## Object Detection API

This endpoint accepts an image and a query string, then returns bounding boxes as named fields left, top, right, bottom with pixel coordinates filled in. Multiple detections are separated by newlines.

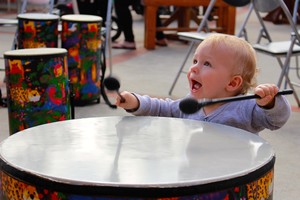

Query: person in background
left=110, top=34, right=291, bottom=134
left=112, top=0, right=167, bottom=50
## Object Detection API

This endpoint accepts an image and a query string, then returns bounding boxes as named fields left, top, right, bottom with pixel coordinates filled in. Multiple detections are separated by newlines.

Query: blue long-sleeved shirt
left=130, top=94, right=291, bottom=134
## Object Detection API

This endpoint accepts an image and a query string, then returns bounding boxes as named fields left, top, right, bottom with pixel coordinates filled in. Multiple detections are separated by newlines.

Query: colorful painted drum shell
left=4, top=48, right=70, bottom=135
left=17, top=13, right=59, bottom=49
left=61, top=14, right=103, bottom=104
left=0, top=117, right=275, bottom=199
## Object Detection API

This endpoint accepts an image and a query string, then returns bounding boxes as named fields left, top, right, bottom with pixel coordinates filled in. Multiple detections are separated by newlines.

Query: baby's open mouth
left=191, top=80, right=202, bottom=91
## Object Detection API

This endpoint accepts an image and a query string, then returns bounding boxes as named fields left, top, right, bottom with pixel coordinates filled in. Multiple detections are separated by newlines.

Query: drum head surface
left=61, top=14, right=102, bottom=22
left=17, top=13, right=59, bottom=20
left=253, top=0, right=280, bottom=12
left=223, top=0, right=250, bottom=7
left=0, top=116, right=274, bottom=188
left=4, top=48, right=67, bottom=57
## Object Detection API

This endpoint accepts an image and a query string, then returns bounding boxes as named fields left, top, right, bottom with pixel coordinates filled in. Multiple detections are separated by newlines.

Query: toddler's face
left=187, top=43, right=236, bottom=100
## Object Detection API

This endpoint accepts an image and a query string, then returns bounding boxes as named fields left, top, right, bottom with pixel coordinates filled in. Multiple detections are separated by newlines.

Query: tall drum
left=61, top=14, right=102, bottom=105
left=0, top=117, right=275, bottom=199
left=17, top=13, right=59, bottom=49
left=4, top=48, right=70, bottom=135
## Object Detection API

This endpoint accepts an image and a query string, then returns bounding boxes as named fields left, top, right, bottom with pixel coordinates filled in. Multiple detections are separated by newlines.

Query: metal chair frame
left=169, top=0, right=300, bottom=108
left=168, top=0, right=251, bottom=95
left=252, top=0, right=300, bottom=106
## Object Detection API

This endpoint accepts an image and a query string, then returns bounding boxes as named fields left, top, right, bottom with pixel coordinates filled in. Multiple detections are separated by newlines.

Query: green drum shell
left=0, top=117, right=275, bottom=199
left=17, top=13, right=59, bottom=49
left=4, top=48, right=70, bottom=135
left=61, top=14, right=103, bottom=105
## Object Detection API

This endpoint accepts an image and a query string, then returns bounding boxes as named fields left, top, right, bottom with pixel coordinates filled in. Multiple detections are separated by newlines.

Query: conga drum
left=61, top=14, right=102, bottom=105
left=0, top=117, right=275, bottom=199
left=4, top=48, right=70, bottom=135
left=17, top=13, right=59, bottom=49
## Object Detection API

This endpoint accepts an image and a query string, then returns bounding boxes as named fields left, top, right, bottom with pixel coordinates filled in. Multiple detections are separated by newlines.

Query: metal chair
left=168, top=0, right=251, bottom=95
left=252, top=0, right=300, bottom=106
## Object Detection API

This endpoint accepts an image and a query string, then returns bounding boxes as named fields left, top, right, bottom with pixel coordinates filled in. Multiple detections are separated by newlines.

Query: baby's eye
left=204, top=61, right=211, bottom=67
left=193, top=59, right=198, bottom=64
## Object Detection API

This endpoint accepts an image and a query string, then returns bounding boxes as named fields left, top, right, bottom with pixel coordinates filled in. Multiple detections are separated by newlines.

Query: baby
left=112, top=34, right=291, bottom=134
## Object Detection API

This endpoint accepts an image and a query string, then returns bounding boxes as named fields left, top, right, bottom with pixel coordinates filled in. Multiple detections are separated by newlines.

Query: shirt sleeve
left=251, top=95, right=291, bottom=131
left=129, top=93, right=183, bottom=117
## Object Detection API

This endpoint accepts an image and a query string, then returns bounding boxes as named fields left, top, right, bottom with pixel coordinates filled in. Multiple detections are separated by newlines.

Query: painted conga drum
left=17, top=13, right=59, bottom=49
left=61, top=14, right=102, bottom=105
left=4, top=48, right=70, bottom=135
left=0, top=117, right=275, bottom=199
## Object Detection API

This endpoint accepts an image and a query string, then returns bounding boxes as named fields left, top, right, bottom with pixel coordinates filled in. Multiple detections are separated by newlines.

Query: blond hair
left=201, top=34, right=257, bottom=94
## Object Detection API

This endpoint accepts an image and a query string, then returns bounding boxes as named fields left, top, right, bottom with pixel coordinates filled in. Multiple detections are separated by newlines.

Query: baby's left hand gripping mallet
left=103, top=76, right=126, bottom=103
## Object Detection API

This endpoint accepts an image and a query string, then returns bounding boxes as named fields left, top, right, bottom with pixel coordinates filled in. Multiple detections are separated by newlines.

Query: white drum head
left=4, top=48, right=67, bottom=57
left=61, top=14, right=102, bottom=22
left=17, top=13, right=59, bottom=20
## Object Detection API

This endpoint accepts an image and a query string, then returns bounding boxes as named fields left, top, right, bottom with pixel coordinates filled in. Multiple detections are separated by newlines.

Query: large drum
left=17, top=13, right=59, bottom=49
left=4, top=48, right=70, bottom=135
left=61, top=14, right=102, bottom=105
left=0, top=117, right=275, bottom=199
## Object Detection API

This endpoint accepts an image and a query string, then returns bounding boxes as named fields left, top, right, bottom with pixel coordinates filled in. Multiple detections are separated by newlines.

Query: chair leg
left=7, top=0, right=11, bottom=12
left=20, top=0, right=27, bottom=13
left=0, top=88, right=3, bottom=107
left=276, top=52, right=300, bottom=107
left=169, top=42, right=195, bottom=95
left=105, top=0, right=114, bottom=76
left=236, top=3, right=254, bottom=41
left=11, top=28, right=18, bottom=50
left=277, top=37, right=296, bottom=87
left=49, top=0, right=54, bottom=13
left=281, top=74, right=300, bottom=107
left=284, top=56, right=300, bottom=89
left=253, top=5, right=272, bottom=43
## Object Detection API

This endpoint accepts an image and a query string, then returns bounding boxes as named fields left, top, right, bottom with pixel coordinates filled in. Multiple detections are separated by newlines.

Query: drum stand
left=100, top=41, right=117, bottom=109
left=97, top=0, right=117, bottom=109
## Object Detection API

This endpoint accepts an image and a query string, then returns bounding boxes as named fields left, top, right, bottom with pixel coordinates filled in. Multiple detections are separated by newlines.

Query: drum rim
left=4, top=48, right=67, bottom=58
left=0, top=156, right=275, bottom=197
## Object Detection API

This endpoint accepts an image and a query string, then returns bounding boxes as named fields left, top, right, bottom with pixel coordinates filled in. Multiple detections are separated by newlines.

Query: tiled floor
left=0, top=5, right=300, bottom=199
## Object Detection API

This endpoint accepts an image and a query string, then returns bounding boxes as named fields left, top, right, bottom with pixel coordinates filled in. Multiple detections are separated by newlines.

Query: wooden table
left=143, top=0, right=236, bottom=49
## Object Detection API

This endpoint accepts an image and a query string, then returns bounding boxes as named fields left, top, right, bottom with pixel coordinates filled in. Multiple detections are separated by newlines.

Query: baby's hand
left=115, top=91, right=139, bottom=111
left=254, top=84, right=279, bottom=109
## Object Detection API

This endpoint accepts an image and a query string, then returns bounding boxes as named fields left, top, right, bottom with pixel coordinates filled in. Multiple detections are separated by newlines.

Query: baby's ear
left=226, top=75, right=243, bottom=92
